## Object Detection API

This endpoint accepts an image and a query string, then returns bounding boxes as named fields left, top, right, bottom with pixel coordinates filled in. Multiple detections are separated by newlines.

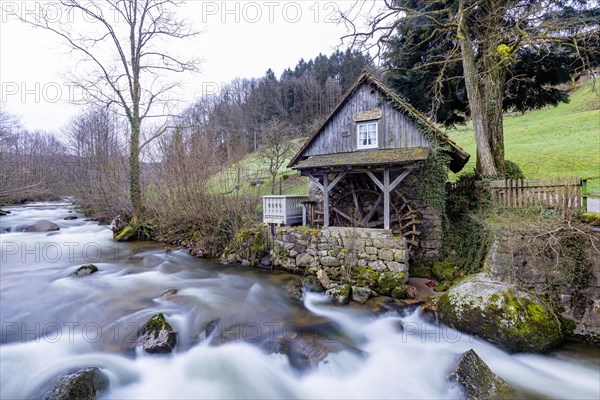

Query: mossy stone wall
left=273, top=226, right=409, bottom=281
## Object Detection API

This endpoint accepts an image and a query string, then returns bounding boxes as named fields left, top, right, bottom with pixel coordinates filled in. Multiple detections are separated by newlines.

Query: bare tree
left=16, top=0, right=200, bottom=218
left=340, top=0, right=599, bottom=177
left=258, top=119, right=295, bottom=195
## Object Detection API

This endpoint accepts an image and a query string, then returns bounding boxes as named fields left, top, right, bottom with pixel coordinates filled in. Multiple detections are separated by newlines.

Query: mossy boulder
left=114, top=226, right=136, bottom=242
left=390, top=284, right=418, bottom=300
left=376, top=271, right=406, bottom=297
left=351, top=286, right=372, bottom=304
left=0, top=209, right=9, bottom=216
left=138, top=313, right=177, bottom=354
left=448, top=349, right=515, bottom=400
left=325, top=284, right=352, bottom=305
left=438, top=273, right=562, bottom=353
left=43, top=367, right=108, bottom=400
left=73, top=265, right=98, bottom=277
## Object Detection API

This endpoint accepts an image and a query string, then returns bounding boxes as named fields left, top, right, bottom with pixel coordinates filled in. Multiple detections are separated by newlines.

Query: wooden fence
left=447, top=177, right=583, bottom=212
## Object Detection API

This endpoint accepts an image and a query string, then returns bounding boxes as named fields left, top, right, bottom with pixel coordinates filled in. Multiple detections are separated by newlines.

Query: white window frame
left=357, top=122, right=378, bottom=150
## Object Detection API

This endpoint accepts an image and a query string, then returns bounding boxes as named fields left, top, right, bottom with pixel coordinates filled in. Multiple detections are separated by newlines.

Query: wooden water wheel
left=391, top=189, right=421, bottom=254
left=314, top=175, right=421, bottom=254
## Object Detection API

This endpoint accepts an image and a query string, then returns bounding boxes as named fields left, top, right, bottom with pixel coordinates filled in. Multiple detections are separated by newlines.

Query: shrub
left=504, top=160, right=526, bottom=179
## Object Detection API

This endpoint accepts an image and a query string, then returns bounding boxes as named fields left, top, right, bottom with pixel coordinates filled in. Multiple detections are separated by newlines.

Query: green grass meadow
left=214, top=80, right=599, bottom=196
left=447, top=80, right=600, bottom=192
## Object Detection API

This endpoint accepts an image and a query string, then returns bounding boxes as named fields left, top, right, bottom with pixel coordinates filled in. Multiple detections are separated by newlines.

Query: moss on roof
left=294, top=147, right=429, bottom=169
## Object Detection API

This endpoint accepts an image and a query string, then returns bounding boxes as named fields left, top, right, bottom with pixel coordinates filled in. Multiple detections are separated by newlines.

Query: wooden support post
left=301, top=203, right=307, bottom=227
left=323, top=173, right=329, bottom=227
left=384, top=168, right=390, bottom=230
left=582, top=178, right=588, bottom=210
left=307, top=171, right=347, bottom=228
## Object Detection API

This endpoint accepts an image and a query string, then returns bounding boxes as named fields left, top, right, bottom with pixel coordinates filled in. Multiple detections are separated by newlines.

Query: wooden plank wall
left=446, top=177, right=583, bottom=215
left=304, top=84, right=431, bottom=157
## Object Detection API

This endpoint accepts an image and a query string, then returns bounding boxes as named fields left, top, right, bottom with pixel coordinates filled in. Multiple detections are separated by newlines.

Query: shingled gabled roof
left=288, top=70, right=470, bottom=173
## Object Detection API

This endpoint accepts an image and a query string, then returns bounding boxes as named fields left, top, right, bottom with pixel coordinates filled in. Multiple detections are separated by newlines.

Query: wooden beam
left=384, top=168, right=390, bottom=230
left=332, top=206, right=360, bottom=225
left=389, top=168, right=413, bottom=191
left=362, top=194, right=382, bottom=226
left=350, top=181, right=365, bottom=221
left=307, top=173, right=324, bottom=192
left=327, top=170, right=347, bottom=191
left=366, top=170, right=384, bottom=191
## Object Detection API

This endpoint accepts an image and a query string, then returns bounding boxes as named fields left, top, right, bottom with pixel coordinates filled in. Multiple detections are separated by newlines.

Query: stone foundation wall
left=273, top=227, right=408, bottom=277
left=272, top=226, right=414, bottom=301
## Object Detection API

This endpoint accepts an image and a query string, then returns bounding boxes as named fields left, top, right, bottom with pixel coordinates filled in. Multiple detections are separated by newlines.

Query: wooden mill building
left=285, top=70, right=470, bottom=258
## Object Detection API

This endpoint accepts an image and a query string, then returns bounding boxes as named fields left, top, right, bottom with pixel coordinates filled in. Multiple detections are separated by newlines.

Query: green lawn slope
left=447, top=79, right=600, bottom=191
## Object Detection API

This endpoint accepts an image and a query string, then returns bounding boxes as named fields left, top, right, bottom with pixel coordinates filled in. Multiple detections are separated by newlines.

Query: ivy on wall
left=413, top=151, right=451, bottom=220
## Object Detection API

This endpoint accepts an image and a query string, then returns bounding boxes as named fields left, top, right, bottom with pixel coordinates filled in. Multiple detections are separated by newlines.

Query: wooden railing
left=489, top=177, right=582, bottom=210
left=447, top=177, right=583, bottom=213
left=262, top=195, right=308, bottom=225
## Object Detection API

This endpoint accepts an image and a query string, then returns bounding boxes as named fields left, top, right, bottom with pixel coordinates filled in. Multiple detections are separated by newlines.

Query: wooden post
left=323, top=173, right=329, bottom=227
left=582, top=178, right=588, bottom=210
left=301, top=203, right=307, bottom=227
left=383, top=168, right=390, bottom=230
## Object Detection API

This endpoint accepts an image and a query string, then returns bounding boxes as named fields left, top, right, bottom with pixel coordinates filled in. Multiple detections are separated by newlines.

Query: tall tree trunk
left=482, top=0, right=507, bottom=176
left=129, top=118, right=142, bottom=219
left=484, top=67, right=506, bottom=176
left=457, top=1, right=497, bottom=177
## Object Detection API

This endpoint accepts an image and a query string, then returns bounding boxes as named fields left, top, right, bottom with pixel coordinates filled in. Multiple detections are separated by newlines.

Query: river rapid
left=0, top=202, right=598, bottom=399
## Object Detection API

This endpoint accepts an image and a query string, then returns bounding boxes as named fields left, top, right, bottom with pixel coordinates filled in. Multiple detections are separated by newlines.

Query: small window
left=357, top=122, right=378, bottom=149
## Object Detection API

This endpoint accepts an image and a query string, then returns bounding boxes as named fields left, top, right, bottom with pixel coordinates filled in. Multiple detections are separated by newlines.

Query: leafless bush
left=62, top=108, right=129, bottom=219
left=145, top=127, right=261, bottom=257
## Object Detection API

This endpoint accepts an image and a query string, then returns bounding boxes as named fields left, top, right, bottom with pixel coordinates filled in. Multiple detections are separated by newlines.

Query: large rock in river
left=43, top=367, right=108, bottom=400
left=448, top=349, right=514, bottom=400
left=138, top=313, right=177, bottom=354
left=438, top=273, right=562, bottom=353
left=23, top=220, right=60, bottom=232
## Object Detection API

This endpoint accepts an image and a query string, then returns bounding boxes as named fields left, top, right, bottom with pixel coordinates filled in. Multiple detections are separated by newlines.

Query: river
left=0, top=202, right=598, bottom=399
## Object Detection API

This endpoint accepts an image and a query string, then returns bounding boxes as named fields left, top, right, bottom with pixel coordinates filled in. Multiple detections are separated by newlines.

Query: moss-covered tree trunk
left=129, top=14, right=143, bottom=220
left=457, top=0, right=498, bottom=177
left=481, top=60, right=507, bottom=177
left=129, top=118, right=142, bottom=219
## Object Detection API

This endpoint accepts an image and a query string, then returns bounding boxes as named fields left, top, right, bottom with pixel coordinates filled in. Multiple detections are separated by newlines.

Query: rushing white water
left=1, top=202, right=599, bottom=399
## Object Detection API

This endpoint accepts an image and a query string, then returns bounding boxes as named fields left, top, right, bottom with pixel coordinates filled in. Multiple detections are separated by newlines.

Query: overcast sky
left=0, top=1, right=376, bottom=132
